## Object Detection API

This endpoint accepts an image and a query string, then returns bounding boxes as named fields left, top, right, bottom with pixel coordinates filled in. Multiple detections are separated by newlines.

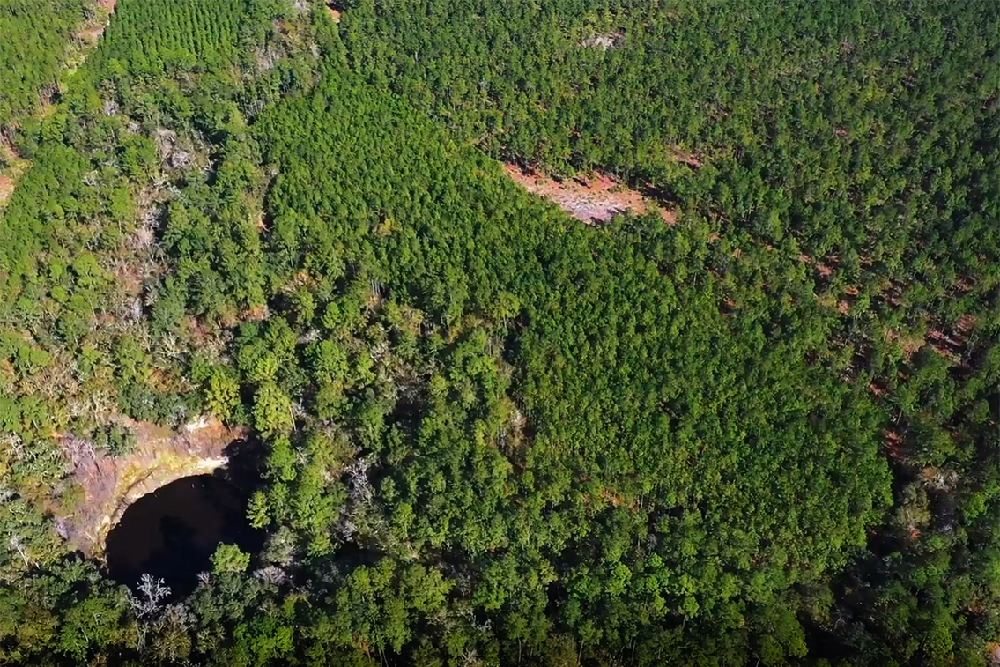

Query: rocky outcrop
left=59, top=417, right=244, bottom=557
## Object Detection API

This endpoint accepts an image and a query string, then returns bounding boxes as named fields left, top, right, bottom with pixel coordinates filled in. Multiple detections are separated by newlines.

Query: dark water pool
left=105, top=475, right=262, bottom=593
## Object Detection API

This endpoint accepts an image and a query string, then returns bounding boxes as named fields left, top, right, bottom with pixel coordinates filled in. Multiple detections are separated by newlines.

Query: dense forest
left=0, top=0, right=997, bottom=665
left=0, top=0, right=91, bottom=128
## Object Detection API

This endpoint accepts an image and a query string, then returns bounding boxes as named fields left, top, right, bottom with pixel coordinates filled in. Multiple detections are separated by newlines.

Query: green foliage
left=211, top=544, right=251, bottom=575
left=0, top=0, right=995, bottom=665
left=0, top=0, right=88, bottom=126
left=246, top=66, right=901, bottom=660
left=340, top=0, right=1000, bottom=314
left=92, top=423, right=138, bottom=456
left=92, top=0, right=249, bottom=75
left=253, top=383, right=293, bottom=436
left=205, top=369, right=242, bottom=423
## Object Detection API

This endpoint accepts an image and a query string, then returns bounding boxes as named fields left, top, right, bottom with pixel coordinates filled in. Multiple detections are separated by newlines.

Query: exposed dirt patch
left=0, top=154, right=30, bottom=208
left=884, top=429, right=906, bottom=463
left=599, top=487, right=638, bottom=510
left=325, top=1, right=343, bottom=22
left=0, top=174, right=13, bottom=204
left=76, top=0, right=117, bottom=48
left=58, top=417, right=245, bottom=557
left=927, top=313, right=976, bottom=362
left=505, top=164, right=676, bottom=225
left=815, top=261, right=836, bottom=278
left=579, top=32, right=624, bottom=50
left=837, top=285, right=860, bottom=315
left=885, top=328, right=926, bottom=358
left=669, top=146, right=703, bottom=169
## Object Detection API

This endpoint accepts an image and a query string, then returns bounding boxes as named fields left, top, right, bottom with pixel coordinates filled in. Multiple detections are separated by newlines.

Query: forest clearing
left=504, top=163, right=677, bottom=224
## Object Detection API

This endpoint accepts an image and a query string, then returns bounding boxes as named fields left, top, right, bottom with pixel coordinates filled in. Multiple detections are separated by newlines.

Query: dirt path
left=505, top=164, right=677, bottom=225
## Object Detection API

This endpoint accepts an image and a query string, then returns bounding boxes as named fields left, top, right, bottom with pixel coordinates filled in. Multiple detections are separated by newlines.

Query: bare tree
left=8, top=535, right=33, bottom=567
left=128, top=574, right=171, bottom=619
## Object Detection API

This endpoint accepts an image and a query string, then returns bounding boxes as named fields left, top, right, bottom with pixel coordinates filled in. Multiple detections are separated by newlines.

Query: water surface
left=106, top=474, right=262, bottom=593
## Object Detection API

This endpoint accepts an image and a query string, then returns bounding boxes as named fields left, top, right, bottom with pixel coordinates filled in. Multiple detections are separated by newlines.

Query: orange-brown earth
left=326, top=2, right=343, bottom=22
left=0, top=174, right=13, bottom=203
left=505, top=164, right=677, bottom=225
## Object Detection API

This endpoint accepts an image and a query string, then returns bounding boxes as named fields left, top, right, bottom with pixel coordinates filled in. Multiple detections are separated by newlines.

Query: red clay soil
left=798, top=253, right=838, bottom=279
left=837, top=285, right=860, bottom=315
left=669, top=146, right=703, bottom=169
left=505, top=164, right=677, bottom=225
left=926, top=313, right=976, bottom=361
left=884, top=429, right=906, bottom=463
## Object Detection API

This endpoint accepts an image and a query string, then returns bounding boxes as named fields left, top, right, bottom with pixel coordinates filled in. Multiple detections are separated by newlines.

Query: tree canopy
left=0, top=0, right=996, bottom=665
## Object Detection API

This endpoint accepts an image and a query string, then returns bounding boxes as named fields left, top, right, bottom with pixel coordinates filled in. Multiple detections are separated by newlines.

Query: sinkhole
left=105, top=474, right=263, bottom=594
